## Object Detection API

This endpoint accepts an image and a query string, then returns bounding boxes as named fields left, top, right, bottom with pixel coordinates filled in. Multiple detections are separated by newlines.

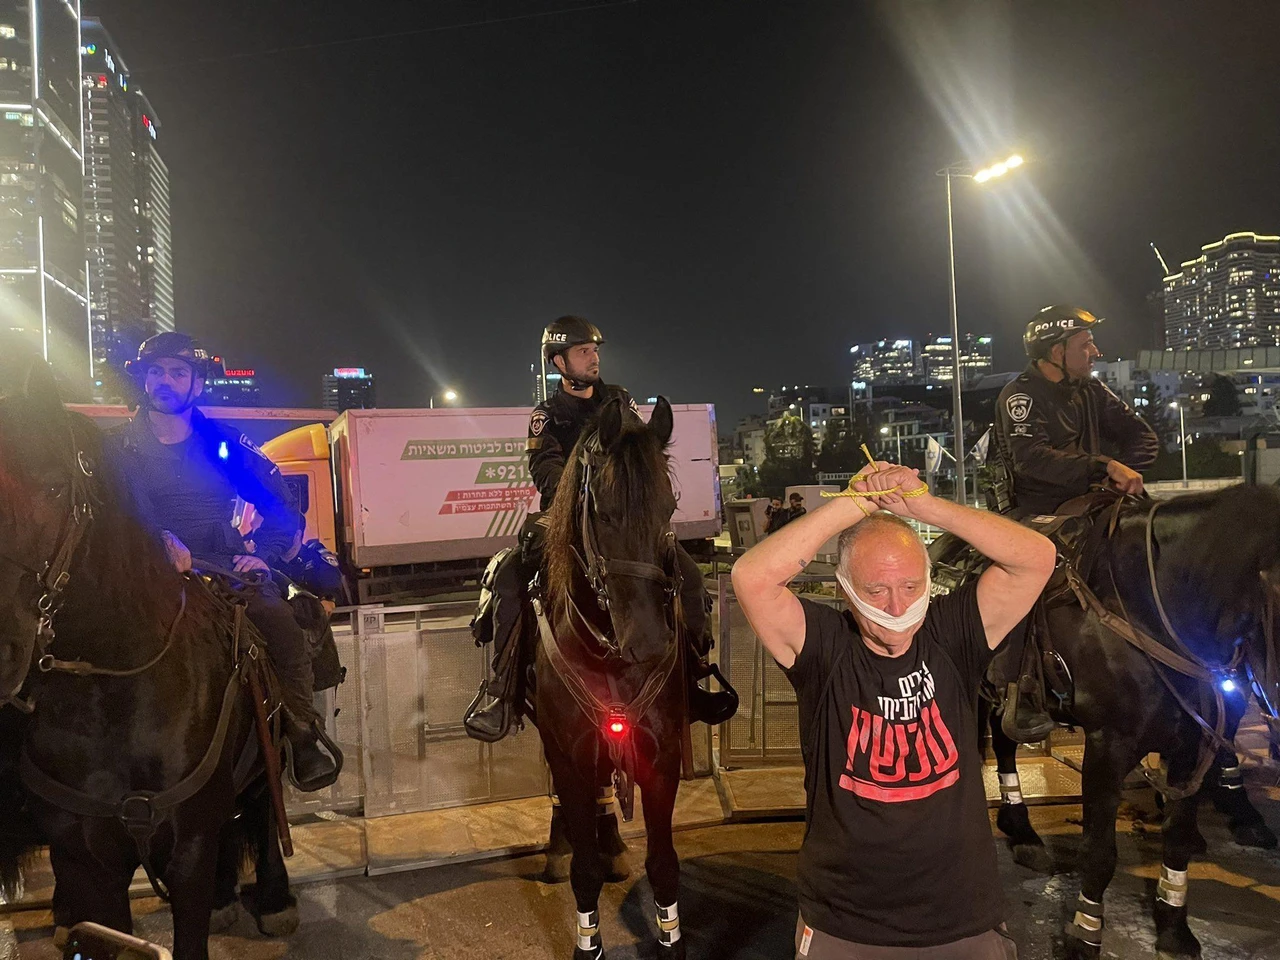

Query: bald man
left=732, top=464, right=1054, bottom=959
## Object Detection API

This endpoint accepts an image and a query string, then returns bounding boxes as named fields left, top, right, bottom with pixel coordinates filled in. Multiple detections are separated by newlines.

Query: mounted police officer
left=109, top=332, right=341, bottom=791
left=987, top=305, right=1159, bottom=739
left=465, top=316, right=737, bottom=740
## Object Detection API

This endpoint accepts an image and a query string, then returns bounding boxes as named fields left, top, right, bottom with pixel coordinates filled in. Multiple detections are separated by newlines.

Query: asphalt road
left=6, top=789, right=1280, bottom=959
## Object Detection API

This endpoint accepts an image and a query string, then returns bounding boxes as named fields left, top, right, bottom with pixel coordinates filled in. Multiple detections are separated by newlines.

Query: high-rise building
left=0, top=0, right=92, bottom=397
left=921, top=333, right=993, bottom=385
left=850, top=339, right=920, bottom=387
left=322, top=367, right=375, bottom=413
left=202, top=357, right=261, bottom=407
left=531, top=363, right=562, bottom=404
left=80, top=19, right=172, bottom=396
left=1162, top=231, right=1280, bottom=350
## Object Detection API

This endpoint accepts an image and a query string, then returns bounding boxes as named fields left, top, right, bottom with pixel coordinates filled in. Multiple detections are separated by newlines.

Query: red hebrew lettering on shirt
left=837, top=662, right=962, bottom=802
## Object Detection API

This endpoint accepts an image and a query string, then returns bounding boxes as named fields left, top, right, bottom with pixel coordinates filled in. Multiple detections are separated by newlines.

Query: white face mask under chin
left=836, top=570, right=930, bottom=634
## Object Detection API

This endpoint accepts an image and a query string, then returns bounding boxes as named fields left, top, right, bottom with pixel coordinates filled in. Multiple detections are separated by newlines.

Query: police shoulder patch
left=529, top=410, right=549, bottom=436
left=1006, top=393, right=1033, bottom=423
left=239, top=433, right=267, bottom=458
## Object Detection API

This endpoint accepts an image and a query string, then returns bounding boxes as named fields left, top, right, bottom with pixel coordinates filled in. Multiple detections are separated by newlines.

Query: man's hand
left=852, top=463, right=930, bottom=519
left=233, top=554, right=270, bottom=575
left=1106, top=460, right=1144, bottom=496
left=162, top=531, right=192, bottom=573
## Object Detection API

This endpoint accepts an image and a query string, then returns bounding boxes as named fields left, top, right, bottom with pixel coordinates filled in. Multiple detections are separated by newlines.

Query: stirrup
left=285, top=722, right=343, bottom=792
left=1000, top=682, right=1056, bottom=744
left=464, top=684, right=514, bottom=743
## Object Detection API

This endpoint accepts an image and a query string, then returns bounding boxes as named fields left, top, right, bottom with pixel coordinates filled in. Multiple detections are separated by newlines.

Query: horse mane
left=1154, top=483, right=1280, bottom=652
left=543, top=410, right=671, bottom=615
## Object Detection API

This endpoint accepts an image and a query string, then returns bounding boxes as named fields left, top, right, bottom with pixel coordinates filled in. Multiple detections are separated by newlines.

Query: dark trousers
left=795, top=917, right=1017, bottom=960
left=244, top=579, right=316, bottom=722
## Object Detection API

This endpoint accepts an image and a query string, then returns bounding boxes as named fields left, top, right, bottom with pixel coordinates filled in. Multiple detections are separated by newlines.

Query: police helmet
left=541, top=316, right=605, bottom=363
left=126, top=332, right=211, bottom=381
left=1023, top=305, right=1103, bottom=360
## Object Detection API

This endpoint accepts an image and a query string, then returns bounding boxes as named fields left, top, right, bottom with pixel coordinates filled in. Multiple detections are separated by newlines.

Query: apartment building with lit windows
left=1163, top=231, right=1280, bottom=350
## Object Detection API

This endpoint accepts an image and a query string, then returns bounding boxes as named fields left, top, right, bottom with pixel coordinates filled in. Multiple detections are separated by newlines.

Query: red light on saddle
left=606, top=712, right=628, bottom=738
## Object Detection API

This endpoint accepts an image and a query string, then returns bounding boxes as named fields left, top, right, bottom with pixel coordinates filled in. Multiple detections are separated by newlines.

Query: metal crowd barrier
left=288, top=597, right=714, bottom=821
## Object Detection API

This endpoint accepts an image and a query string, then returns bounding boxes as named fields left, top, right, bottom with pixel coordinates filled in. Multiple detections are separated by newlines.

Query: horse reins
left=1075, top=498, right=1268, bottom=799
left=534, top=429, right=685, bottom=820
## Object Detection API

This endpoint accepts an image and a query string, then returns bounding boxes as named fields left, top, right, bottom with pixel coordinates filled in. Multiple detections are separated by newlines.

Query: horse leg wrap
left=999, top=772, right=1024, bottom=805
left=576, top=909, right=603, bottom=956
left=597, top=785, right=616, bottom=809
left=1220, top=764, right=1244, bottom=791
left=656, top=901, right=681, bottom=946
left=1157, top=865, right=1189, bottom=908
left=1066, top=893, right=1104, bottom=947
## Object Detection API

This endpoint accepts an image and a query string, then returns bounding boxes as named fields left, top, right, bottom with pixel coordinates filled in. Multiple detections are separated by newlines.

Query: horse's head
left=548, top=396, right=678, bottom=663
left=1152, top=484, right=1280, bottom=718
left=0, top=341, right=100, bottom=700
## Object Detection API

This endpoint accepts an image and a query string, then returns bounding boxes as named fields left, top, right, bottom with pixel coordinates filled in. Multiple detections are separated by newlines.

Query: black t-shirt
left=784, top=583, right=1002, bottom=947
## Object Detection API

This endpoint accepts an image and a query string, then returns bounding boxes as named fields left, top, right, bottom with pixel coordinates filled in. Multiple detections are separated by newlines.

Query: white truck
left=265, top=404, right=722, bottom=601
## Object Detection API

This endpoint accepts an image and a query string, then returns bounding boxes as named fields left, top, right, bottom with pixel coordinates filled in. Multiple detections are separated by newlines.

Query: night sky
left=88, top=0, right=1280, bottom=427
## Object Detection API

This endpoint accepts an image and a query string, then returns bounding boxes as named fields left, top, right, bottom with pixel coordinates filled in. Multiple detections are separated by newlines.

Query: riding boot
left=245, top=583, right=341, bottom=791
left=465, top=547, right=534, bottom=743
left=994, top=618, right=1055, bottom=744
left=674, top=545, right=738, bottom=725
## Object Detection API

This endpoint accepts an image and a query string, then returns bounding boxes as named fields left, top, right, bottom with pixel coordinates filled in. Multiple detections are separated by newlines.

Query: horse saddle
left=929, top=490, right=1124, bottom=714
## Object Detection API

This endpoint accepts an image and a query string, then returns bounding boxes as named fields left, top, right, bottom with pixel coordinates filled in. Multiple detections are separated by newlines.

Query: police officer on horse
left=985, top=305, right=1159, bottom=739
left=466, top=316, right=737, bottom=740
left=110, top=332, right=341, bottom=791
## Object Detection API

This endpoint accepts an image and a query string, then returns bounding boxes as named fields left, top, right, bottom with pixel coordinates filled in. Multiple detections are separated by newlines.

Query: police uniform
left=994, top=363, right=1159, bottom=517
left=109, top=409, right=317, bottom=721
left=279, top=540, right=344, bottom=602
left=527, top=383, right=639, bottom=511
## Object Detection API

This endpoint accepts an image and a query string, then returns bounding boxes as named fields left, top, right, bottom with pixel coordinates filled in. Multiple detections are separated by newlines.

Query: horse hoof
left=1011, top=842, right=1054, bottom=874
left=210, top=900, right=240, bottom=933
left=573, top=947, right=604, bottom=960
left=1062, top=932, right=1100, bottom=960
left=1154, top=903, right=1201, bottom=958
left=656, top=937, right=687, bottom=959
left=996, top=802, right=1043, bottom=848
left=255, top=904, right=300, bottom=938
left=53, top=927, right=69, bottom=949
left=543, top=852, right=572, bottom=884
left=1232, top=821, right=1278, bottom=849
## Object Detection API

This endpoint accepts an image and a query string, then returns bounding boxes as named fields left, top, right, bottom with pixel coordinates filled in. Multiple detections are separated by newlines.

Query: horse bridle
left=573, top=430, right=682, bottom=653
left=0, top=416, right=98, bottom=703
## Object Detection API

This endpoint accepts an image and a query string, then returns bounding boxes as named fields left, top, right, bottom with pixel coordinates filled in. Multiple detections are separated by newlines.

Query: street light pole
left=936, top=153, right=1025, bottom=505
left=879, top=424, right=903, bottom=464
left=944, top=168, right=965, bottom=504
left=1171, top=401, right=1188, bottom=487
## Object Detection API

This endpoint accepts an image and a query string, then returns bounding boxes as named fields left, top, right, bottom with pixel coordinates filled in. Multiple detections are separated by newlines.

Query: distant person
left=788, top=491, right=807, bottom=521
left=765, top=497, right=788, bottom=534
left=732, top=463, right=1054, bottom=959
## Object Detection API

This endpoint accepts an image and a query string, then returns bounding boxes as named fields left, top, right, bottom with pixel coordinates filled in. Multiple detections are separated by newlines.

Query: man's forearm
left=914, top=497, right=1051, bottom=576
left=734, top=498, right=866, bottom=592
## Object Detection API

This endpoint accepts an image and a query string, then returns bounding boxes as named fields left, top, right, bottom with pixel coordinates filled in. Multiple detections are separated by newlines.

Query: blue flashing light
left=218, top=441, right=229, bottom=461
left=1221, top=678, right=1236, bottom=693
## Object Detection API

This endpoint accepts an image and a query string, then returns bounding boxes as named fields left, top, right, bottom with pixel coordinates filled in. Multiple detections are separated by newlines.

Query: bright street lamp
left=1169, top=401, right=1187, bottom=487
left=880, top=423, right=903, bottom=464
left=430, top=388, right=459, bottom=409
left=936, top=152, right=1026, bottom=504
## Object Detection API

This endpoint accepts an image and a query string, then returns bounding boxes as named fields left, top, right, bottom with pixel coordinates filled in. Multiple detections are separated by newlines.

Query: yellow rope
left=820, top=442, right=929, bottom=500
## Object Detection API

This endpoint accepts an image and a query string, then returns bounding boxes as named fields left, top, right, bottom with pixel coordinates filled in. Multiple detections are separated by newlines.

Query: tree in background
left=814, top=418, right=863, bottom=476
left=734, top=464, right=762, bottom=498
left=1202, top=375, right=1242, bottom=417
left=758, top=413, right=816, bottom=498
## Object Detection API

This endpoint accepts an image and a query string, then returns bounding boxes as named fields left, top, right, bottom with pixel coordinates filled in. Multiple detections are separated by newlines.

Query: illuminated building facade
left=202, top=357, right=261, bottom=406
left=1163, top=231, right=1280, bottom=350
left=850, top=339, right=920, bottom=386
left=0, top=0, right=91, bottom=397
left=322, top=366, right=376, bottom=412
left=921, top=333, right=993, bottom=385
left=81, top=18, right=172, bottom=396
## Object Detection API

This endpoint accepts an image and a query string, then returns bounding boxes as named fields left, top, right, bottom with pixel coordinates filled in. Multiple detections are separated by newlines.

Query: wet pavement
left=5, top=785, right=1280, bottom=959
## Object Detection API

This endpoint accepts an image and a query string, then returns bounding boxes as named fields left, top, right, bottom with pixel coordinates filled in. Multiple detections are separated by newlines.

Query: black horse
left=534, top=397, right=690, bottom=960
left=0, top=348, right=296, bottom=959
left=938, top=487, right=1280, bottom=959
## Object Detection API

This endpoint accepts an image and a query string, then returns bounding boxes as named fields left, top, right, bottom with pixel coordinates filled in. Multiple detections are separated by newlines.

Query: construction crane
left=1150, top=242, right=1172, bottom=277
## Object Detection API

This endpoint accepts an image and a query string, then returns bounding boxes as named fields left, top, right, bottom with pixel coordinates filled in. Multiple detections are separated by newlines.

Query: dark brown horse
left=0, top=345, right=295, bottom=959
left=535, top=396, right=689, bottom=959
left=935, top=487, right=1280, bottom=959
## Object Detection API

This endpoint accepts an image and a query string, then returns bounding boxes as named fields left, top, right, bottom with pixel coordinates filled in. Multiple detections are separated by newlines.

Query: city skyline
left=15, top=2, right=1280, bottom=427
